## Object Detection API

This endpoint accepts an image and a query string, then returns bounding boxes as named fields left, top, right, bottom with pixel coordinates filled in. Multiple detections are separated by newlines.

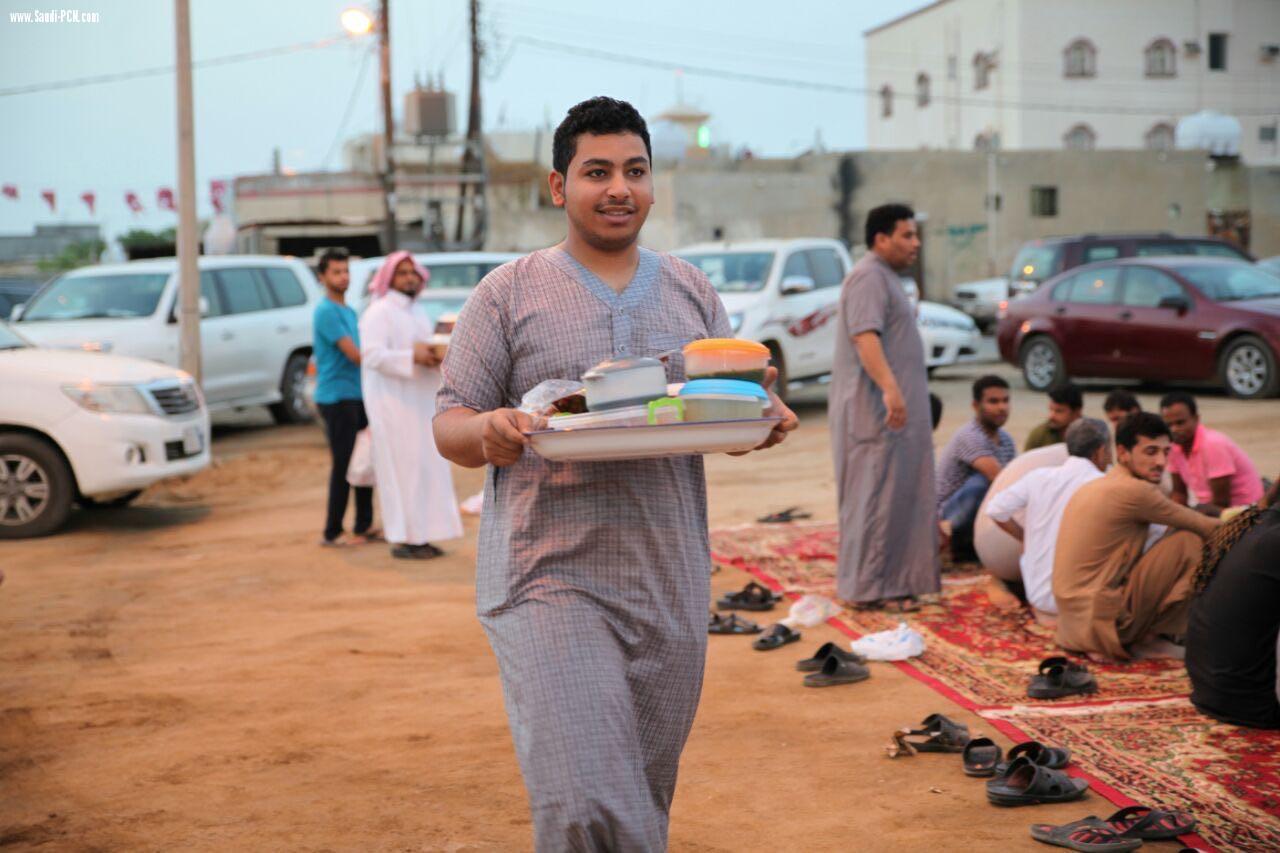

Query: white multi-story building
left=864, top=0, right=1280, bottom=163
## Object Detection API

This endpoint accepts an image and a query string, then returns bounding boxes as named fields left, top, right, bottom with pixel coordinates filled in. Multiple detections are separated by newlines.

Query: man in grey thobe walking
left=830, top=203, right=940, bottom=611
left=433, top=97, right=797, bottom=852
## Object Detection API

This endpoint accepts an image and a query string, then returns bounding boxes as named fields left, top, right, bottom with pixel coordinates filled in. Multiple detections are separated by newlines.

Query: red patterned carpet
left=710, top=522, right=1280, bottom=853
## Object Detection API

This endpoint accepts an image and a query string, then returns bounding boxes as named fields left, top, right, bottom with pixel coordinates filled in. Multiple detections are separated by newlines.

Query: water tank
left=1175, top=110, right=1242, bottom=157
left=404, top=88, right=456, bottom=138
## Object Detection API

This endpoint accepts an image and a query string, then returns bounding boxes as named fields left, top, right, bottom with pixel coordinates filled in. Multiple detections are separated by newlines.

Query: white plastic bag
left=850, top=621, right=926, bottom=661
left=779, top=594, right=841, bottom=628
left=347, top=428, right=376, bottom=487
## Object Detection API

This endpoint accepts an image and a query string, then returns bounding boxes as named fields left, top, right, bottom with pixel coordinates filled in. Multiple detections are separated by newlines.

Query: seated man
left=1186, top=478, right=1280, bottom=729
left=1024, top=382, right=1083, bottom=451
left=1053, top=412, right=1220, bottom=661
left=936, top=375, right=1016, bottom=556
left=985, top=419, right=1111, bottom=622
left=1161, top=391, right=1264, bottom=517
left=1103, top=389, right=1141, bottom=428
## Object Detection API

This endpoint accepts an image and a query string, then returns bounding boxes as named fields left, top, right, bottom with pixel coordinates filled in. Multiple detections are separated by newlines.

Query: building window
left=879, top=85, right=893, bottom=118
left=916, top=73, right=931, bottom=107
left=1261, top=124, right=1278, bottom=143
left=1030, top=186, right=1059, bottom=217
left=1145, top=38, right=1177, bottom=77
left=1209, top=33, right=1228, bottom=70
left=973, top=52, right=994, bottom=90
left=1064, top=124, right=1097, bottom=150
left=1064, top=38, right=1097, bottom=78
left=1145, top=122, right=1175, bottom=150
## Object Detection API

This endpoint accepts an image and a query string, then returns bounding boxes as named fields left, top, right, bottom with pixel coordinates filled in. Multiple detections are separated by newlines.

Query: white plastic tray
left=526, top=417, right=782, bottom=462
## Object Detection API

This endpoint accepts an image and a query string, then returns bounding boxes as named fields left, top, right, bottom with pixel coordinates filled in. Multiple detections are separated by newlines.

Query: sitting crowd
left=933, top=377, right=1279, bottom=729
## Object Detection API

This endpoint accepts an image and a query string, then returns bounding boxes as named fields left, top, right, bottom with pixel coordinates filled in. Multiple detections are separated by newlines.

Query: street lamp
left=341, top=3, right=396, bottom=253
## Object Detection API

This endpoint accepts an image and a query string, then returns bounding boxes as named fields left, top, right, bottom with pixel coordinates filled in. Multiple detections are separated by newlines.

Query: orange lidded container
left=682, top=338, right=771, bottom=384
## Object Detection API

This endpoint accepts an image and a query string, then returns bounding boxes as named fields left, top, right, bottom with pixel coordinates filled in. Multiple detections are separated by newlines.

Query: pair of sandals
left=716, top=581, right=781, bottom=613
left=708, top=612, right=760, bottom=635
left=887, top=713, right=971, bottom=757
left=795, top=641, right=870, bottom=687
left=1030, top=806, right=1197, bottom=851
left=963, top=738, right=1071, bottom=779
left=1029, top=656, right=1098, bottom=699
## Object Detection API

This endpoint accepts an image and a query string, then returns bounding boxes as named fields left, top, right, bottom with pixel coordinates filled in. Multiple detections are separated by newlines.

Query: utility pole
left=455, top=0, right=484, bottom=246
left=379, top=0, right=397, bottom=253
left=174, top=0, right=201, bottom=383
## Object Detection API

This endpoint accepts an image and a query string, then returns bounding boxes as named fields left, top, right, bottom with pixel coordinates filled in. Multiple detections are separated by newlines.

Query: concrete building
left=0, top=223, right=102, bottom=276
left=864, top=0, right=1280, bottom=163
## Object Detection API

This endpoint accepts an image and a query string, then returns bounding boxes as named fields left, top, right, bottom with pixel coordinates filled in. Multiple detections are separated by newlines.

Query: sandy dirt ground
left=3, top=360, right=1277, bottom=852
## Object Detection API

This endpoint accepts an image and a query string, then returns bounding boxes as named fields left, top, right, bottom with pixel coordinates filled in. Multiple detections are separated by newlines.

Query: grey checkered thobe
left=436, top=246, right=731, bottom=852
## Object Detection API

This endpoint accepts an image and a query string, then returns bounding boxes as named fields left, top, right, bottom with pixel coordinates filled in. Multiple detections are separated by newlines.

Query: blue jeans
left=940, top=472, right=991, bottom=537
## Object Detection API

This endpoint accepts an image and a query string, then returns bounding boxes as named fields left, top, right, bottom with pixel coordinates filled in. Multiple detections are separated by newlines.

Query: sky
left=0, top=0, right=924, bottom=245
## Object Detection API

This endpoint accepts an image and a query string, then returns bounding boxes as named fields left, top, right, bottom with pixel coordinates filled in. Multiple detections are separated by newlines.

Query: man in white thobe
left=359, top=251, right=464, bottom=559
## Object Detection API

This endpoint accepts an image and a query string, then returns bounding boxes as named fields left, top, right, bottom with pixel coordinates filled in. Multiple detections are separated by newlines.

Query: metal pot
left=581, top=356, right=668, bottom=411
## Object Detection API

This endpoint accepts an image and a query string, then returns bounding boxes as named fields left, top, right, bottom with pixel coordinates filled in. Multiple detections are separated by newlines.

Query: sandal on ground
left=987, top=756, right=1089, bottom=806
left=962, top=736, right=1003, bottom=777
left=708, top=613, right=762, bottom=635
left=757, top=506, right=813, bottom=523
left=1028, top=656, right=1098, bottom=699
left=1104, top=805, right=1197, bottom=840
left=715, top=581, right=781, bottom=612
left=795, top=641, right=865, bottom=673
left=351, top=527, right=384, bottom=543
left=900, top=713, right=971, bottom=753
left=1030, top=818, right=1142, bottom=851
left=753, top=623, right=802, bottom=651
left=802, top=651, right=870, bottom=687
left=996, top=740, right=1072, bottom=775
left=853, top=596, right=922, bottom=613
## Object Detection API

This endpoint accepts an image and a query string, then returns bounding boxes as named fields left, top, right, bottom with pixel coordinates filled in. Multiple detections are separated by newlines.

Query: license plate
left=182, top=426, right=204, bottom=456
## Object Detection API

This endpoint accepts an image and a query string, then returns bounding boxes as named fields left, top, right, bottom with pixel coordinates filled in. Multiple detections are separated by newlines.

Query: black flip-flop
left=753, top=623, right=801, bottom=651
left=802, top=651, right=870, bottom=687
left=901, top=713, right=971, bottom=753
left=708, top=613, right=762, bottom=635
left=1028, top=656, right=1098, bottom=699
left=1104, top=805, right=1197, bottom=840
left=996, top=741, right=1072, bottom=775
left=716, top=581, right=781, bottom=612
left=987, top=756, right=1089, bottom=806
left=1030, top=818, right=1142, bottom=851
left=795, top=642, right=864, bottom=673
left=758, top=506, right=813, bottom=523
left=962, top=736, right=1003, bottom=777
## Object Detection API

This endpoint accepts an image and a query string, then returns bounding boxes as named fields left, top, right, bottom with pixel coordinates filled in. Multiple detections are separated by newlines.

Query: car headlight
left=62, top=382, right=153, bottom=415
left=729, top=312, right=744, bottom=334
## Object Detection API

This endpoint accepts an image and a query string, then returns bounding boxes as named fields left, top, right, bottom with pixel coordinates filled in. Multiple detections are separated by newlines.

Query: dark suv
left=1008, top=233, right=1253, bottom=298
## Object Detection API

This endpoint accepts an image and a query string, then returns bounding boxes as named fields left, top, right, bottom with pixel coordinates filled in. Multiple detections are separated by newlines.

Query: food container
left=678, top=379, right=769, bottom=422
left=682, top=339, right=771, bottom=384
left=548, top=398, right=683, bottom=431
left=581, top=356, right=668, bottom=411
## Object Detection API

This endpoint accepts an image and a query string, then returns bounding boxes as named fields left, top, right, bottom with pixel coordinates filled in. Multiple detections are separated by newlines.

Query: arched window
left=1064, top=38, right=1097, bottom=78
left=880, top=84, right=894, bottom=118
left=1145, top=122, right=1175, bottom=150
left=1064, top=123, right=1097, bottom=150
left=916, top=73, right=931, bottom=107
left=1145, top=38, right=1177, bottom=77
left=973, top=52, right=993, bottom=90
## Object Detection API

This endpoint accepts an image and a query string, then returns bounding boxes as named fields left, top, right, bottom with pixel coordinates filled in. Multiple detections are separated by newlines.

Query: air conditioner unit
left=1261, top=44, right=1280, bottom=61
left=1183, top=40, right=1201, bottom=55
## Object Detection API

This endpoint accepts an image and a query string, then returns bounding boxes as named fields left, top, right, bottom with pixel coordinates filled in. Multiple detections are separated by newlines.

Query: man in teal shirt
left=313, top=248, right=376, bottom=545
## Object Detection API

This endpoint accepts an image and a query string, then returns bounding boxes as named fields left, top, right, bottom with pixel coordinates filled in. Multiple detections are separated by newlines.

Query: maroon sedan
left=998, top=258, right=1280, bottom=399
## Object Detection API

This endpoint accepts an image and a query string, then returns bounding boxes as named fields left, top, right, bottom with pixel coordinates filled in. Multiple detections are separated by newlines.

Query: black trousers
left=318, top=400, right=374, bottom=541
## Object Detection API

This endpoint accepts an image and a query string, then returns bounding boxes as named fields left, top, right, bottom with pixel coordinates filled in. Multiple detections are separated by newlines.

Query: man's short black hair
left=864, top=203, right=915, bottom=249
left=552, top=96, right=652, bottom=175
left=1103, top=389, right=1140, bottom=413
left=1116, top=411, right=1171, bottom=449
left=317, top=247, right=349, bottom=274
left=972, top=374, right=1010, bottom=403
left=1049, top=382, right=1084, bottom=410
left=1159, top=390, right=1198, bottom=416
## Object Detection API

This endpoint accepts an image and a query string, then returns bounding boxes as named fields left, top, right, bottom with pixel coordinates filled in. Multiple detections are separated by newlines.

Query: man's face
left=874, top=218, right=921, bottom=270
left=548, top=132, right=654, bottom=253
left=1118, top=434, right=1171, bottom=483
left=391, top=258, right=423, bottom=296
left=319, top=259, right=350, bottom=293
left=1106, top=406, right=1140, bottom=428
left=1048, top=401, right=1081, bottom=431
left=974, top=386, right=1011, bottom=430
left=1161, top=403, right=1198, bottom=447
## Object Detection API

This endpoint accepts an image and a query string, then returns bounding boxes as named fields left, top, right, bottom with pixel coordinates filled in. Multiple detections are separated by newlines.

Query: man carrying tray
left=434, top=96, right=797, bottom=851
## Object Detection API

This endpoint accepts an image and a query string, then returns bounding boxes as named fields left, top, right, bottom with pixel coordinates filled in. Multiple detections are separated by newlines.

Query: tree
left=37, top=239, right=106, bottom=273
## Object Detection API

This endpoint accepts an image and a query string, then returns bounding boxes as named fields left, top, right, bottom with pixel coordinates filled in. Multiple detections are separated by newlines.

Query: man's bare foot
left=1084, top=650, right=1120, bottom=665
left=1130, top=635, right=1186, bottom=661
left=1032, top=607, right=1058, bottom=629
left=985, top=575, right=1023, bottom=612
left=937, top=520, right=952, bottom=555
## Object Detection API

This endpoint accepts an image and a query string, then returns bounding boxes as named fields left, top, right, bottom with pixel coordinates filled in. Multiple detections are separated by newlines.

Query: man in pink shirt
left=1161, top=392, right=1264, bottom=516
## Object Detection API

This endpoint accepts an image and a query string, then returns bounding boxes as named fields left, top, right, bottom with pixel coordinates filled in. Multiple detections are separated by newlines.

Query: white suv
left=14, top=256, right=319, bottom=423
left=0, top=322, right=210, bottom=538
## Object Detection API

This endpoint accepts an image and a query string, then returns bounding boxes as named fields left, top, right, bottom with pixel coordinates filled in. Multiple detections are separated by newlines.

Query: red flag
left=125, top=191, right=143, bottom=214
left=157, top=187, right=175, bottom=211
left=209, top=179, right=227, bottom=214
left=80, top=191, right=96, bottom=216
left=1, top=184, right=17, bottom=201
left=41, top=189, right=56, bottom=212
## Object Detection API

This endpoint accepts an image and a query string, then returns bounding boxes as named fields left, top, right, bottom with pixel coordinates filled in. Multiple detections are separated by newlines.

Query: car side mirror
left=1158, top=295, right=1190, bottom=313
left=781, top=275, right=816, bottom=296
left=8, top=303, right=23, bottom=321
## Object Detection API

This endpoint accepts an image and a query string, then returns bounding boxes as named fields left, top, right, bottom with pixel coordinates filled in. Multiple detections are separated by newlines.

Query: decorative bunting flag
left=209, top=179, right=227, bottom=214
left=157, top=187, right=175, bottom=211
left=1, top=184, right=17, bottom=201
left=125, top=191, right=143, bottom=214
left=80, top=191, right=96, bottom=216
left=41, top=189, right=56, bottom=212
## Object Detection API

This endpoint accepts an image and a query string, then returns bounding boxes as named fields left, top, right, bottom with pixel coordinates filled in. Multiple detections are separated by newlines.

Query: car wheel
left=0, top=434, right=75, bottom=539
left=79, top=490, right=143, bottom=509
left=1219, top=335, right=1279, bottom=399
left=270, top=352, right=314, bottom=425
left=1020, top=336, right=1066, bottom=391
left=765, top=342, right=789, bottom=403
